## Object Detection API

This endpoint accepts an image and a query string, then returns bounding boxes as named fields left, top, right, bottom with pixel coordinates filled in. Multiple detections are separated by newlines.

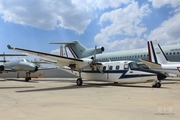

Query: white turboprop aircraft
left=7, top=45, right=166, bottom=88
left=140, top=40, right=180, bottom=77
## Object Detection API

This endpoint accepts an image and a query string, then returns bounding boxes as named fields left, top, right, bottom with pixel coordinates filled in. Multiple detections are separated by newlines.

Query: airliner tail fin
left=148, top=40, right=168, bottom=64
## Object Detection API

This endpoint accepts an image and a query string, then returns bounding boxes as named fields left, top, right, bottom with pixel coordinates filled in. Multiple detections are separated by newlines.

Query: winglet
left=7, top=45, right=13, bottom=49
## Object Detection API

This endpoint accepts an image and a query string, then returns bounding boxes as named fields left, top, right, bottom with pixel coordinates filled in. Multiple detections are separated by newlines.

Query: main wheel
left=152, top=82, right=161, bottom=88
left=25, top=77, right=29, bottom=82
left=76, top=78, right=83, bottom=86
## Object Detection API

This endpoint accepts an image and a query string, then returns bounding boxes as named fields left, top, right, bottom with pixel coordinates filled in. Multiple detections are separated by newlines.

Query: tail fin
left=50, top=41, right=86, bottom=58
left=50, top=40, right=104, bottom=58
left=148, top=40, right=168, bottom=64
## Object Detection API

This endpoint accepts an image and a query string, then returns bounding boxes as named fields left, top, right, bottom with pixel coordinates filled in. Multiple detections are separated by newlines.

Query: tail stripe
left=148, top=41, right=152, bottom=62
left=150, top=41, right=158, bottom=64
left=68, top=47, right=78, bottom=58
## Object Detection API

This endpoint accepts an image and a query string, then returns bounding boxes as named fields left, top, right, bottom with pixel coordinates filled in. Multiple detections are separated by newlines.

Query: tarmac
left=0, top=69, right=180, bottom=120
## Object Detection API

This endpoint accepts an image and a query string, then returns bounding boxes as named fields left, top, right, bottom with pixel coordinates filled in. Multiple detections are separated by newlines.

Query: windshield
left=129, top=62, right=139, bottom=69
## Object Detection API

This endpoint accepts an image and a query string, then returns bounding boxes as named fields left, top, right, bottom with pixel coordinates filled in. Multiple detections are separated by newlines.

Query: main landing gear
left=76, top=78, right=83, bottom=86
left=25, top=72, right=31, bottom=82
left=152, top=80, right=161, bottom=88
left=76, top=70, right=83, bottom=86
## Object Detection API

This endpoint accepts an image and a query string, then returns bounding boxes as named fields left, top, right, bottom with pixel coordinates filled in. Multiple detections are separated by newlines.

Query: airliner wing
left=139, top=59, right=161, bottom=68
left=7, top=45, right=93, bottom=70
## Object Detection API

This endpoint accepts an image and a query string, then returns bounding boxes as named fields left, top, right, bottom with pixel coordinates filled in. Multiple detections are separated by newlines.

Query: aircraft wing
left=0, top=53, right=27, bottom=56
left=139, top=59, right=161, bottom=68
left=7, top=45, right=93, bottom=70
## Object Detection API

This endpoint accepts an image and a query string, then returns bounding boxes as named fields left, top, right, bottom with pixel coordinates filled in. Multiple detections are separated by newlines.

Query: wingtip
left=7, top=45, right=13, bottom=49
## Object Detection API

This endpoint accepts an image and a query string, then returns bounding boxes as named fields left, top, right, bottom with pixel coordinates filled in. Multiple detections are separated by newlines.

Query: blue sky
left=0, top=0, right=180, bottom=60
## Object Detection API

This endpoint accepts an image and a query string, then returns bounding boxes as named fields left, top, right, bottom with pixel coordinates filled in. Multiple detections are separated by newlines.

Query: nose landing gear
left=25, top=72, right=31, bottom=82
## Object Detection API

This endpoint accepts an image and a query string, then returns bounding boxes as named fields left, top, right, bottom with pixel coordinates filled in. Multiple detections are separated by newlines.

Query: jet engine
left=96, top=47, right=105, bottom=53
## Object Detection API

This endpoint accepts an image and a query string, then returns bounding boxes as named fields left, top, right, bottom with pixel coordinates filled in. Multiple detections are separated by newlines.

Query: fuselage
left=3, top=58, right=37, bottom=72
left=63, top=61, right=157, bottom=84
left=150, top=63, right=180, bottom=77
left=86, top=44, right=180, bottom=63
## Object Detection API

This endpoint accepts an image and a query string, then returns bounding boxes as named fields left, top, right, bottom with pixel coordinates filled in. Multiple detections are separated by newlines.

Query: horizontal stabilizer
left=139, top=59, right=161, bottom=68
left=50, top=41, right=76, bottom=44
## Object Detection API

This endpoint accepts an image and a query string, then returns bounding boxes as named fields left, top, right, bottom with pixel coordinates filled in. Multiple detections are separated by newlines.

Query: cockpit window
left=129, top=62, right=139, bottom=69
left=25, top=59, right=30, bottom=63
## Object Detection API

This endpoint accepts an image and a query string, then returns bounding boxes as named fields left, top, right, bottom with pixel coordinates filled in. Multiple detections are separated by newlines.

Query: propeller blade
left=94, top=45, right=97, bottom=63
left=95, top=64, right=104, bottom=74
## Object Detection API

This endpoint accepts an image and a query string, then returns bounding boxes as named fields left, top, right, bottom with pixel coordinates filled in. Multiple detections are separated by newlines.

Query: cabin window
left=103, top=66, right=106, bottom=71
left=169, top=52, right=172, bottom=55
left=166, top=53, right=168, bottom=55
left=116, top=65, right=120, bottom=70
left=173, top=52, right=175, bottom=55
left=109, top=66, right=113, bottom=70
left=177, top=52, right=179, bottom=54
left=124, top=64, right=129, bottom=70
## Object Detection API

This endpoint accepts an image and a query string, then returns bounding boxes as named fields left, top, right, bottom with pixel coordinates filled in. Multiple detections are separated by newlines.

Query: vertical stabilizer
left=148, top=40, right=168, bottom=64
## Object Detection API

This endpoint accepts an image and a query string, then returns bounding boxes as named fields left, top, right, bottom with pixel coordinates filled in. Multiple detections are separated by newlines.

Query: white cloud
left=72, top=0, right=131, bottom=10
left=0, top=0, right=133, bottom=34
left=149, top=0, right=180, bottom=8
left=0, top=0, right=94, bottom=34
left=94, top=1, right=151, bottom=51
left=146, top=12, right=180, bottom=45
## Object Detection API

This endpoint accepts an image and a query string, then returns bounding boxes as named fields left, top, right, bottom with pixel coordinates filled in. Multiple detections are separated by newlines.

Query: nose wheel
left=25, top=72, right=31, bottom=82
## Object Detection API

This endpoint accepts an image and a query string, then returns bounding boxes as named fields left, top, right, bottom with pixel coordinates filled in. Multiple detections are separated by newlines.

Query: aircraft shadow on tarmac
left=0, top=86, right=35, bottom=89
left=4, top=78, right=40, bottom=83
left=15, top=82, right=170, bottom=93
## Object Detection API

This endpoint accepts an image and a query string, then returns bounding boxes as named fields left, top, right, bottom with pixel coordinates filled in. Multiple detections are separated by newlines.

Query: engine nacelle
left=34, top=66, right=38, bottom=72
left=82, top=46, right=105, bottom=58
left=78, top=58, right=93, bottom=69
left=157, top=73, right=167, bottom=80
left=0, top=65, right=4, bottom=71
left=96, top=47, right=105, bottom=53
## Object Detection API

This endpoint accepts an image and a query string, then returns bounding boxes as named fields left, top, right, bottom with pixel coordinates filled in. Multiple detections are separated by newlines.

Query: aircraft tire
left=152, top=82, right=161, bottom=88
left=76, top=78, right=83, bottom=86
left=25, top=77, right=29, bottom=82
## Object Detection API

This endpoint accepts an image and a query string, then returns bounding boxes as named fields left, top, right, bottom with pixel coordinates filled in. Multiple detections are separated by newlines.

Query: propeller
left=90, top=46, right=103, bottom=74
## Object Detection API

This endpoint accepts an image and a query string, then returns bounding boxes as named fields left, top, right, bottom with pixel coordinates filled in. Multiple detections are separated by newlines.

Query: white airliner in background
left=140, top=40, right=180, bottom=77
left=8, top=45, right=166, bottom=88
left=50, top=40, right=180, bottom=63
